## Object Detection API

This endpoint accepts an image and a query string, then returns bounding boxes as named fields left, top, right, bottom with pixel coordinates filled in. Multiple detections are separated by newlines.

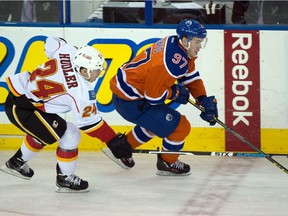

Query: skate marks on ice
left=179, top=156, right=288, bottom=216
left=0, top=151, right=288, bottom=216
left=179, top=157, right=254, bottom=216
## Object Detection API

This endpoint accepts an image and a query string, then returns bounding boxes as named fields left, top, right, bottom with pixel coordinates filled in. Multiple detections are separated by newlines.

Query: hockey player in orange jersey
left=0, top=37, right=132, bottom=192
left=110, top=19, right=218, bottom=176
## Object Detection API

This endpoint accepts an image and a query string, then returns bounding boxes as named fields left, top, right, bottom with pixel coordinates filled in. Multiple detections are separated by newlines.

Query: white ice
left=0, top=151, right=288, bottom=216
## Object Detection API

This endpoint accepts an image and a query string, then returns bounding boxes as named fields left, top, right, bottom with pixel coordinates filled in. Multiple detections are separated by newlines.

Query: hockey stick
left=133, top=149, right=288, bottom=157
left=188, top=98, right=288, bottom=174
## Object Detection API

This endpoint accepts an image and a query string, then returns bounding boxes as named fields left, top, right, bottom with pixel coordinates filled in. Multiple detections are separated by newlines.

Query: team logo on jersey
left=166, top=113, right=173, bottom=121
left=88, top=90, right=96, bottom=100
left=52, top=120, right=59, bottom=129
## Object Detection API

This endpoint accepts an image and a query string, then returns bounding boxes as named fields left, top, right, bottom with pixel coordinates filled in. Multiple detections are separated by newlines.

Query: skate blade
left=102, top=148, right=130, bottom=170
left=0, top=164, right=31, bottom=180
left=156, top=170, right=191, bottom=176
left=55, top=186, right=90, bottom=193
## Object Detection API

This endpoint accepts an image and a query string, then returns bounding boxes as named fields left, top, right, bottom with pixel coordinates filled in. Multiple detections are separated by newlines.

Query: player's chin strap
left=188, top=98, right=288, bottom=174
left=179, top=39, right=192, bottom=59
left=75, top=67, right=92, bottom=83
left=86, top=69, right=98, bottom=83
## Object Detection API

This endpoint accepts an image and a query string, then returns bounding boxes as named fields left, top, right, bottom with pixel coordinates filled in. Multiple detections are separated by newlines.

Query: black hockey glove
left=107, top=133, right=132, bottom=158
left=198, top=96, right=218, bottom=126
left=170, top=84, right=189, bottom=104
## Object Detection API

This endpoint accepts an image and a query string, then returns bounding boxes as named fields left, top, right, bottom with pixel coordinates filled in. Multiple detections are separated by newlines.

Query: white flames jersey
left=6, top=42, right=102, bottom=128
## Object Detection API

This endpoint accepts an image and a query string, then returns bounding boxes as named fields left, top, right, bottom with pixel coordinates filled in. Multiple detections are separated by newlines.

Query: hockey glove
left=170, top=84, right=189, bottom=104
left=107, top=133, right=132, bottom=158
left=199, top=96, right=218, bottom=126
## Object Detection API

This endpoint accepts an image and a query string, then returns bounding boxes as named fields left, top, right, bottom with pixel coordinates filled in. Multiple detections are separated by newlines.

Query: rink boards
left=0, top=26, right=287, bottom=153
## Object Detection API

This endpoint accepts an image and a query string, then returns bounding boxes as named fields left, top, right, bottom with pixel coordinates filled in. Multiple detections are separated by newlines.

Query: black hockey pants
left=5, top=92, right=67, bottom=145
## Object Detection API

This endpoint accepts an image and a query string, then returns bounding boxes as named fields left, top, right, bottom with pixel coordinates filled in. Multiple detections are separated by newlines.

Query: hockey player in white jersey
left=0, top=37, right=133, bottom=192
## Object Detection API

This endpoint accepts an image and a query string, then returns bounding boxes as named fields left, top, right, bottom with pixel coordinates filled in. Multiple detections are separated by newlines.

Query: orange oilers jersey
left=110, top=36, right=206, bottom=105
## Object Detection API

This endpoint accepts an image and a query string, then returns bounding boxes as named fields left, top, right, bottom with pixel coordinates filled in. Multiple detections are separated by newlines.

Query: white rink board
left=0, top=27, right=287, bottom=129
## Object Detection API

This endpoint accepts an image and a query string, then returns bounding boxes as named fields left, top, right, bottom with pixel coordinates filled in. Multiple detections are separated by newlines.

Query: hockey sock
left=20, top=135, right=44, bottom=161
left=84, top=120, right=116, bottom=143
left=161, top=138, right=185, bottom=163
left=127, top=125, right=154, bottom=149
left=56, top=147, right=78, bottom=176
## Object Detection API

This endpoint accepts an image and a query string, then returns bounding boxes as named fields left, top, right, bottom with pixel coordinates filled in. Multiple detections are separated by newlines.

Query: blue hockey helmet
left=176, top=19, right=207, bottom=41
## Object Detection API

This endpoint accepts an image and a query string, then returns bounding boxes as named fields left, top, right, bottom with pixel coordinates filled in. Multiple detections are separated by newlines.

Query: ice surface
left=0, top=151, right=287, bottom=216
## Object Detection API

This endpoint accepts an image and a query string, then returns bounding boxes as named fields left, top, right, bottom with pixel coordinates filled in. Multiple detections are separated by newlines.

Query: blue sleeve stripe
left=145, top=90, right=168, bottom=105
left=179, top=70, right=201, bottom=85
left=116, top=69, right=144, bottom=100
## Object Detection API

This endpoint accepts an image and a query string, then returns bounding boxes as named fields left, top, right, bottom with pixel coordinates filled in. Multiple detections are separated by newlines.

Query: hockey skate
left=102, top=148, right=135, bottom=170
left=0, top=157, right=34, bottom=180
left=156, top=154, right=191, bottom=176
left=55, top=164, right=89, bottom=193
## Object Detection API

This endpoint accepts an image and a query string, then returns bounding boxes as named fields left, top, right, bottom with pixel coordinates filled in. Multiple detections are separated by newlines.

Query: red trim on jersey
left=46, top=93, right=80, bottom=113
left=33, top=103, right=45, bottom=112
left=56, top=41, right=61, bottom=53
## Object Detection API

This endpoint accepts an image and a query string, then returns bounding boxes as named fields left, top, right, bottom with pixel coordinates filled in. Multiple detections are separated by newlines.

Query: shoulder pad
left=163, top=36, right=189, bottom=78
